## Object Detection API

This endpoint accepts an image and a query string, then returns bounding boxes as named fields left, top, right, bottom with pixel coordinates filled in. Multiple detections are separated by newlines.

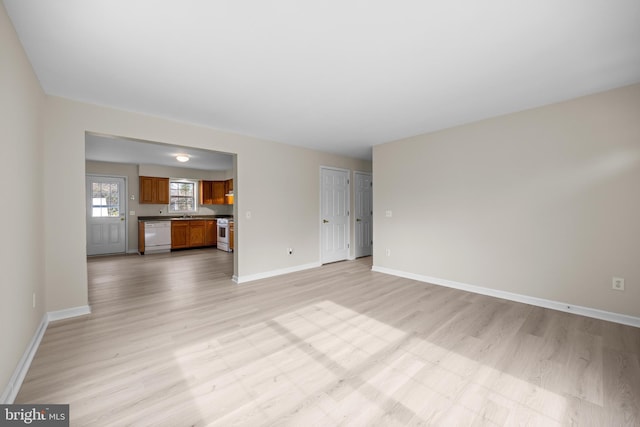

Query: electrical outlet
left=385, top=210, right=393, bottom=218
left=385, top=248, right=391, bottom=256
left=612, top=277, right=625, bottom=291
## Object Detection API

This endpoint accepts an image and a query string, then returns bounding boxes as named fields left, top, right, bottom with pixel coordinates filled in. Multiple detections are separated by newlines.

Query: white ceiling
left=5, top=1, right=640, bottom=160
left=85, top=134, right=233, bottom=171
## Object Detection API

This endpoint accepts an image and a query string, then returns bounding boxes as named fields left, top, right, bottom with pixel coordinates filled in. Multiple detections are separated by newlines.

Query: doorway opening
left=84, top=132, right=238, bottom=278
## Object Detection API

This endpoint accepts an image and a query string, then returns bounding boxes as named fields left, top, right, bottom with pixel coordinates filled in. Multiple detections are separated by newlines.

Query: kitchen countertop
left=138, top=215, right=233, bottom=222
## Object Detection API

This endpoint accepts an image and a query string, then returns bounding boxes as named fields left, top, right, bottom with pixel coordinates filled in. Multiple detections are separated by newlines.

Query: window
left=169, top=180, right=197, bottom=212
left=91, top=182, right=120, bottom=217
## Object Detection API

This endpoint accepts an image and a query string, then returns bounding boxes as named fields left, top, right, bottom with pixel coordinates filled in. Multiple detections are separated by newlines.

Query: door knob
left=323, top=219, right=329, bottom=223
left=120, top=217, right=125, bottom=221
left=356, top=218, right=361, bottom=222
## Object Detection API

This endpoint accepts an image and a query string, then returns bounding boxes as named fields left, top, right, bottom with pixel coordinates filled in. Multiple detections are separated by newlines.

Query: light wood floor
left=16, top=249, right=640, bottom=426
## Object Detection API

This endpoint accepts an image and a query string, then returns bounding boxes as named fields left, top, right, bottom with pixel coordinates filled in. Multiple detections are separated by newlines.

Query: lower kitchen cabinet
left=205, top=220, right=216, bottom=246
left=171, top=221, right=189, bottom=249
left=189, top=221, right=205, bottom=246
left=138, top=222, right=145, bottom=253
left=171, top=220, right=216, bottom=249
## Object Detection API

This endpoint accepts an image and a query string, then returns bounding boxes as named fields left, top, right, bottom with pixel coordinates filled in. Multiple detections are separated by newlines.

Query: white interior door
left=355, top=172, right=372, bottom=258
left=86, top=176, right=126, bottom=255
left=321, top=167, right=350, bottom=264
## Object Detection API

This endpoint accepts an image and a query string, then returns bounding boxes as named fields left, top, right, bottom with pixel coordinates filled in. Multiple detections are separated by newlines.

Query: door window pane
left=91, top=182, right=120, bottom=217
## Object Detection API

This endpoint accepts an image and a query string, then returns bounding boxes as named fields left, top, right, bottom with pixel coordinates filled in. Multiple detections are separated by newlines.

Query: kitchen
left=85, top=134, right=236, bottom=258
left=137, top=177, right=234, bottom=254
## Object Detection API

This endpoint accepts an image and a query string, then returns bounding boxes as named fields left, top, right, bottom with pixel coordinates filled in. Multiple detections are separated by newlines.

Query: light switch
left=129, top=211, right=136, bottom=216
left=246, top=211, right=252, bottom=219
left=385, top=210, right=392, bottom=218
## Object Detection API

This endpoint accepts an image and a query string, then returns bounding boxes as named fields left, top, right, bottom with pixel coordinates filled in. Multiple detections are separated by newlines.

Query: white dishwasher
left=144, top=221, right=171, bottom=253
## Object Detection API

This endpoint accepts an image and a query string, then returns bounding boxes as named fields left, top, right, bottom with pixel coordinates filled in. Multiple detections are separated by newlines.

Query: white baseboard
left=0, top=314, right=48, bottom=404
left=372, top=266, right=640, bottom=328
left=48, top=305, right=91, bottom=322
left=1, top=305, right=92, bottom=404
left=235, top=262, right=322, bottom=284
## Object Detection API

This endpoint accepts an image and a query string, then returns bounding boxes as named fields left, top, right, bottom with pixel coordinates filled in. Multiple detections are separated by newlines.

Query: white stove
left=216, top=218, right=233, bottom=252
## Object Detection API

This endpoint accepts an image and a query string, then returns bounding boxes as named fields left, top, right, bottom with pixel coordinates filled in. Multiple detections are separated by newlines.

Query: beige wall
left=0, top=3, right=46, bottom=398
left=373, top=84, right=640, bottom=318
left=46, top=97, right=370, bottom=311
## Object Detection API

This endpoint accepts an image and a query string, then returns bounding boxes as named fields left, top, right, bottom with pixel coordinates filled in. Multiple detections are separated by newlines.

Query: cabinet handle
left=322, top=219, right=329, bottom=224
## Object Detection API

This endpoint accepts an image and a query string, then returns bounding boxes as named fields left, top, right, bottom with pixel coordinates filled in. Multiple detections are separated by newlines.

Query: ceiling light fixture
left=176, top=154, right=190, bottom=162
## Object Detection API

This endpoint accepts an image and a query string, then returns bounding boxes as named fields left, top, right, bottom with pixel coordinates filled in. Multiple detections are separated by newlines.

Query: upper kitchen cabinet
left=213, top=181, right=226, bottom=204
left=225, top=179, right=234, bottom=205
left=199, top=180, right=231, bottom=205
left=140, top=176, right=169, bottom=204
left=199, top=180, right=213, bottom=205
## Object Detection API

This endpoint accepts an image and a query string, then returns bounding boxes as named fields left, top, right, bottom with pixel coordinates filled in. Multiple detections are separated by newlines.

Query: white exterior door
left=86, top=176, right=126, bottom=255
left=320, top=167, right=350, bottom=264
left=355, top=172, right=372, bottom=258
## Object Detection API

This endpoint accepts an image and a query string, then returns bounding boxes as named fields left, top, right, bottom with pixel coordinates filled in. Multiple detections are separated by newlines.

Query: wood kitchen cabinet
left=171, top=221, right=189, bottom=249
left=140, top=176, right=169, bottom=204
left=156, top=178, right=169, bottom=204
left=199, top=180, right=228, bottom=205
left=225, top=179, right=234, bottom=205
left=140, top=177, right=154, bottom=203
left=199, top=180, right=213, bottom=205
left=212, top=181, right=225, bottom=204
left=138, top=222, right=145, bottom=254
left=188, top=221, right=205, bottom=247
left=205, top=220, right=216, bottom=246
left=172, top=220, right=215, bottom=249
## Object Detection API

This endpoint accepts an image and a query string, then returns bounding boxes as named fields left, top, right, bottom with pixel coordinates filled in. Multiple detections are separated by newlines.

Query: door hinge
left=348, top=243, right=350, bottom=248
left=347, top=179, right=350, bottom=184
left=348, top=211, right=350, bottom=216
